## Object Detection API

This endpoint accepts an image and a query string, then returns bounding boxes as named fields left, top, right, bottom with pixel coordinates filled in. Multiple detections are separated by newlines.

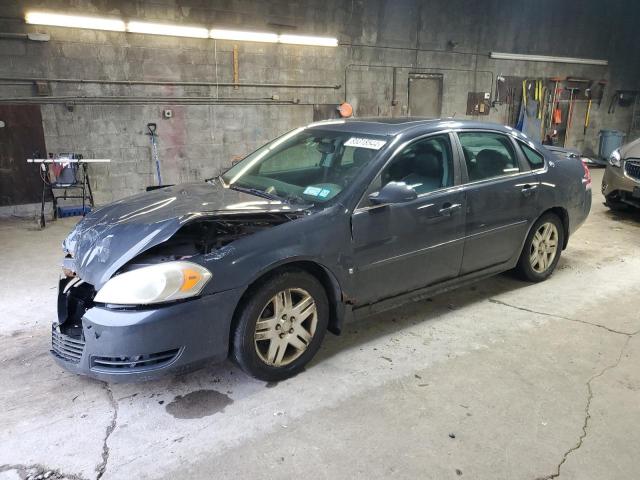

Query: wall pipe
left=391, top=67, right=398, bottom=106
left=340, top=42, right=480, bottom=57
left=0, top=76, right=341, bottom=89
left=0, top=95, right=312, bottom=106
left=0, top=31, right=50, bottom=41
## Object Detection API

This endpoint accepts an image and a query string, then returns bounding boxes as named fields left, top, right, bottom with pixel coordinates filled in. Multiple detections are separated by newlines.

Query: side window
left=458, top=132, right=520, bottom=182
left=519, top=142, right=545, bottom=169
left=360, top=135, right=454, bottom=206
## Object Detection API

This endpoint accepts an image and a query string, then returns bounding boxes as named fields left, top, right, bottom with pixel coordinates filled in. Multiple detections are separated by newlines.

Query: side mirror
left=368, top=181, right=417, bottom=206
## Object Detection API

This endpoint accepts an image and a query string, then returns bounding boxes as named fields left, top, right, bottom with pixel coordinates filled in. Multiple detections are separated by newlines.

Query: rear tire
left=231, top=269, right=329, bottom=382
left=515, top=213, right=564, bottom=282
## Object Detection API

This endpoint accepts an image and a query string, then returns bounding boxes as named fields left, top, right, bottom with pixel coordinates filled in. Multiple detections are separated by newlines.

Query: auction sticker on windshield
left=344, top=137, right=387, bottom=150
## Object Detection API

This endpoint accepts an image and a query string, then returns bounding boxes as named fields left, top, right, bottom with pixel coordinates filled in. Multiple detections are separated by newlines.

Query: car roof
left=306, top=117, right=518, bottom=137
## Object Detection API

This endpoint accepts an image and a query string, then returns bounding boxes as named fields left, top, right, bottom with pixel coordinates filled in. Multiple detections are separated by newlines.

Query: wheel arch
left=230, top=259, right=346, bottom=343
left=543, top=206, right=570, bottom=249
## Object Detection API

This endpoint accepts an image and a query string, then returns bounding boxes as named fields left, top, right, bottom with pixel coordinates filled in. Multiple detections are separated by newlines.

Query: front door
left=351, top=133, right=466, bottom=305
left=455, top=130, right=540, bottom=274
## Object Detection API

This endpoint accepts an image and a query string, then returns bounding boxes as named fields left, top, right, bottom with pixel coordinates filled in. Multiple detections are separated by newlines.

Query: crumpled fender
left=62, top=181, right=307, bottom=289
left=64, top=215, right=187, bottom=289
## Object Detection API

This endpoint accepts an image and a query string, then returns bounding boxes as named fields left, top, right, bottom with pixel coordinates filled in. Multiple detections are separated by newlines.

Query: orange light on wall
left=338, top=102, right=353, bottom=118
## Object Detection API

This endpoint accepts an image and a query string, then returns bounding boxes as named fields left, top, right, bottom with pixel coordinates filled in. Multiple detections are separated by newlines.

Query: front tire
left=231, top=269, right=329, bottom=381
left=515, top=213, right=564, bottom=282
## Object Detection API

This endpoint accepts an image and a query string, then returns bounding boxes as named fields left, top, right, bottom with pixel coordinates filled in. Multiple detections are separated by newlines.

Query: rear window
left=458, top=131, right=520, bottom=182
left=519, top=142, right=545, bottom=168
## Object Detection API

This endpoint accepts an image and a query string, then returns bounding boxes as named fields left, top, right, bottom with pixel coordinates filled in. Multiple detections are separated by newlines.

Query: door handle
left=521, top=184, right=538, bottom=197
left=438, top=203, right=461, bottom=216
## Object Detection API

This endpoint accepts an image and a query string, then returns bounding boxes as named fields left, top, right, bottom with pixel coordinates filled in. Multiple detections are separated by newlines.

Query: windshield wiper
left=228, top=184, right=283, bottom=201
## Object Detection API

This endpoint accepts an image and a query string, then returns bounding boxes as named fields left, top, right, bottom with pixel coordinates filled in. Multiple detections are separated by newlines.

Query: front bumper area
left=51, top=285, right=244, bottom=382
left=602, top=163, right=640, bottom=207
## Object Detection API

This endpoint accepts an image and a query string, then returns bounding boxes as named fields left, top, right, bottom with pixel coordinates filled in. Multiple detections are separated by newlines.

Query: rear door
left=351, top=132, right=466, bottom=305
left=455, top=130, right=540, bottom=274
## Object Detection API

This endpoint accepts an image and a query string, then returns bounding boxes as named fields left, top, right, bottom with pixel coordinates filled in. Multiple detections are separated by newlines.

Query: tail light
left=581, top=159, right=592, bottom=188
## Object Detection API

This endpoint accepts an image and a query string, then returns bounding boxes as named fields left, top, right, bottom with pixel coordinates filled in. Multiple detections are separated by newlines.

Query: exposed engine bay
left=123, top=213, right=300, bottom=269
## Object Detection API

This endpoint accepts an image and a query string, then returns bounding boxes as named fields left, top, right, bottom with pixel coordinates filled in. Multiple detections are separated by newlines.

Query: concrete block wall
left=0, top=0, right=639, bottom=206
left=39, top=103, right=313, bottom=203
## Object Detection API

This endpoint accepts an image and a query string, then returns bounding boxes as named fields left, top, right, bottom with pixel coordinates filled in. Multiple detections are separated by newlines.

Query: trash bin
left=598, top=129, right=625, bottom=160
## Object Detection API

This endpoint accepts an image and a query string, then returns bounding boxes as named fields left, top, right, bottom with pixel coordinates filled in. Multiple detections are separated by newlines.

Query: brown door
left=0, top=105, right=47, bottom=206
left=408, top=74, right=443, bottom=118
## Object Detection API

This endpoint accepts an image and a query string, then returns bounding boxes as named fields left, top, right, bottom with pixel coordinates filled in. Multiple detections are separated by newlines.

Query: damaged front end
left=58, top=209, right=304, bottom=323
left=52, top=277, right=94, bottom=364
left=52, top=181, right=311, bottom=380
left=53, top=211, right=301, bottom=379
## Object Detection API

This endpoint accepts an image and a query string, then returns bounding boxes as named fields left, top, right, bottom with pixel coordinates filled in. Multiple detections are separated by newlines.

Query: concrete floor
left=1, top=168, right=639, bottom=480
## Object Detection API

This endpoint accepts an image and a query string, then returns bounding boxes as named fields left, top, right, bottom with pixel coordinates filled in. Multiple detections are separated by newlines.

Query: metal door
left=408, top=74, right=443, bottom=118
left=0, top=105, right=47, bottom=206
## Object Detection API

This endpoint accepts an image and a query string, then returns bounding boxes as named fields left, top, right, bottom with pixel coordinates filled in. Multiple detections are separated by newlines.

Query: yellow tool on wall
left=538, top=81, right=546, bottom=120
left=584, top=88, right=592, bottom=135
left=584, top=99, right=592, bottom=134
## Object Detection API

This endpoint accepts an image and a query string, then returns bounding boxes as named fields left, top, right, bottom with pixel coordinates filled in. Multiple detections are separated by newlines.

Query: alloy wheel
left=529, top=222, right=559, bottom=273
left=254, top=288, right=318, bottom=367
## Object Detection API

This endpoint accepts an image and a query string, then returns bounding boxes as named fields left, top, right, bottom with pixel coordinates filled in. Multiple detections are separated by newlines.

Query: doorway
left=408, top=73, right=443, bottom=118
left=0, top=105, right=47, bottom=206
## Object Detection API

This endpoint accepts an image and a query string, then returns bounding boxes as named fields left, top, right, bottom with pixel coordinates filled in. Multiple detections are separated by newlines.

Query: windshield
left=220, top=128, right=388, bottom=204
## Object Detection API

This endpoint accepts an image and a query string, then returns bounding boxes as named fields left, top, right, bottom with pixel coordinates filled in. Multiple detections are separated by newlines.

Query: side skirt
left=351, top=260, right=515, bottom=320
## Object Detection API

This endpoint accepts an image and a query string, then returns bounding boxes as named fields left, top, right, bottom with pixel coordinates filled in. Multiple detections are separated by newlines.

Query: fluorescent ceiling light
left=210, top=29, right=278, bottom=43
left=25, top=11, right=125, bottom=31
left=127, top=21, right=208, bottom=38
left=25, top=11, right=338, bottom=46
left=279, top=34, right=338, bottom=47
left=210, top=30, right=338, bottom=47
left=490, top=51, right=608, bottom=66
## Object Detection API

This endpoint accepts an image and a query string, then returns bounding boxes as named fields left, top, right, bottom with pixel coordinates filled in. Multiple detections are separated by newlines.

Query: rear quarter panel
left=537, top=153, right=591, bottom=237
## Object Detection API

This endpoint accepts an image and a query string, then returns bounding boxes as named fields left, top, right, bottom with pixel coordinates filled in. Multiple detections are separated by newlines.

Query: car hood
left=62, top=180, right=309, bottom=289
left=621, top=137, right=640, bottom=158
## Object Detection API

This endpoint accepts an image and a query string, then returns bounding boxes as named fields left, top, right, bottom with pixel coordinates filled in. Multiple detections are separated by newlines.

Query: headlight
left=609, top=149, right=621, bottom=167
left=94, top=261, right=212, bottom=305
